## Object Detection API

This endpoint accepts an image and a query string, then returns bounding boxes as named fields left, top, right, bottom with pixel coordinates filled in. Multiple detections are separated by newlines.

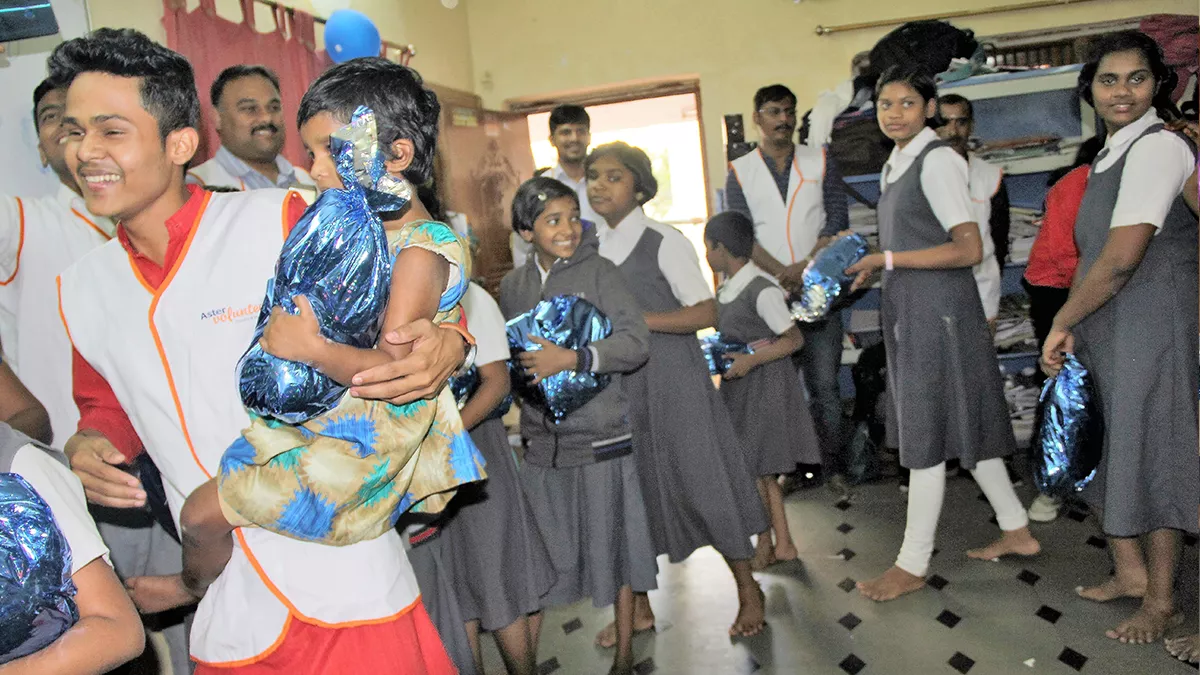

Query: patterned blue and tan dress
left=217, top=220, right=487, bottom=546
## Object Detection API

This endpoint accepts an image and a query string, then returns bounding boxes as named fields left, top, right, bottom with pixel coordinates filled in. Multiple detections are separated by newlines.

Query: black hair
left=47, top=28, right=200, bottom=140
left=704, top=211, right=755, bottom=260
left=584, top=142, right=658, bottom=205
left=937, top=93, right=973, bottom=120
left=32, top=77, right=63, bottom=131
left=1078, top=30, right=1180, bottom=121
left=511, top=176, right=579, bottom=233
left=298, top=57, right=441, bottom=185
left=875, top=66, right=942, bottom=128
left=754, top=84, right=796, bottom=112
left=417, top=182, right=448, bottom=224
left=210, top=64, right=281, bottom=108
left=548, top=104, right=590, bottom=134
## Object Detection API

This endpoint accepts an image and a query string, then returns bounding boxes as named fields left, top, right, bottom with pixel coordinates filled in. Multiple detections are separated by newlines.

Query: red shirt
left=72, top=186, right=307, bottom=460
left=1024, top=165, right=1087, bottom=289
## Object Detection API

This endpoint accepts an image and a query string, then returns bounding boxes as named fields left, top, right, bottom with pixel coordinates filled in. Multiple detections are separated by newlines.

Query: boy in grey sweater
left=499, top=176, right=656, bottom=675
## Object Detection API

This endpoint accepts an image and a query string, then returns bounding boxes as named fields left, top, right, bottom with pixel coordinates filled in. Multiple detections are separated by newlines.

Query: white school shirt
left=881, top=127, right=975, bottom=232
left=0, top=185, right=114, bottom=446
left=967, top=155, right=1004, bottom=320
left=596, top=207, right=713, bottom=307
left=186, top=146, right=316, bottom=192
left=462, top=282, right=510, bottom=367
left=1093, top=108, right=1195, bottom=231
left=11, top=444, right=110, bottom=574
left=716, top=262, right=793, bottom=336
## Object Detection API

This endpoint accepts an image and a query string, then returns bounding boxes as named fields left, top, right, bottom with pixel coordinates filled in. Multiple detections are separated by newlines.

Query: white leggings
left=895, top=458, right=1029, bottom=577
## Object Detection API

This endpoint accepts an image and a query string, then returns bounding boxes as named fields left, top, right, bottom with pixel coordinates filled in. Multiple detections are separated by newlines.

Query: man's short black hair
left=47, top=28, right=200, bottom=141
left=298, top=57, right=441, bottom=185
left=32, top=77, right=63, bottom=131
left=210, top=64, right=281, bottom=108
left=937, top=93, right=973, bottom=119
left=549, top=104, right=589, bottom=134
left=754, top=84, right=796, bottom=112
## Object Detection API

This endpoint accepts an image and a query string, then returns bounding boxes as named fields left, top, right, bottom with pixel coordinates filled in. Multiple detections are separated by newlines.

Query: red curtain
left=162, top=0, right=332, bottom=168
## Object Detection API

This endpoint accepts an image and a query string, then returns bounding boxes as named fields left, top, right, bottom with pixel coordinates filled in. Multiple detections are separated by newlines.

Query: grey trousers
left=93, top=506, right=195, bottom=675
left=794, top=313, right=847, bottom=473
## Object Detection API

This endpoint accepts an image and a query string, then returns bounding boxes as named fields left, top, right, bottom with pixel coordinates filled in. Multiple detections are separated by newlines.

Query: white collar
left=717, top=261, right=776, bottom=302
left=551, top=163, right=586, bottom=187
left=534, top=254, right=552, bottom=283
left=1095, top=108, right=1163, bottom=173
left=883, top=127, right=940, bottom=184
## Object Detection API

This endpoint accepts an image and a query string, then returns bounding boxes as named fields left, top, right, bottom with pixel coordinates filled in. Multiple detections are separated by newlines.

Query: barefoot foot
left=1165, top=634, right=1200, bottom=663
left=751, top=548, right=777, bottom=571
left=966, top=527, right=1041, bottom=561
left=607, top=654, right=635, bottom=675
left=857, top=566, right=926, bottom=602
left=773, top=541, right=799, bottom=564
left=729, top=583, right=766, bottom=637
left=595, top=608, right=655, bottom=648
left=1106, top=602, right=1181, bottom=644
left=1076, top=575, right=1147, bottom=603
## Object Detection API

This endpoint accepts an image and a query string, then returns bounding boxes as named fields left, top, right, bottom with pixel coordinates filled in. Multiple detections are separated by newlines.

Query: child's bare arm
left=0, top=358, right=51, bottom=445
left=0, top=558, right=145, bottom=675
left=260, top=247, right=451, bottom=387
left=722, top=327, right=804, bottom=380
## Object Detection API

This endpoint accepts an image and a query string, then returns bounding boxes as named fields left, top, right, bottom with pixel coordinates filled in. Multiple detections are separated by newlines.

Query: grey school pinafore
left=717, top=275, right=821, bottom=473
left=618, top=228, right=768, bottom=562
left=1072, top=125, right=1199, bottom=537
left=878, top=140, right=1015, bottom=471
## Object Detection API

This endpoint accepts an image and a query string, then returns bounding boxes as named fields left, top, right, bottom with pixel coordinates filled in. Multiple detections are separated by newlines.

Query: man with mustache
left=726, top=84, right=849, bottom=493
left=187, top=65, right=314, bottom=191
left=513, top=104, right=600, bottom=268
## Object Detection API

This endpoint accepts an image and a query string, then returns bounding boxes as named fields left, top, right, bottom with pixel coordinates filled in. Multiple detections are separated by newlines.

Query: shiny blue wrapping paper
left=1032, top=354, right=1103, bottom=498
left=449, top=365, right=512, bottom=421
left=238, top=107, right=411, bottom=424
left=700, top=333, right=754, bottom=376
left=0, top=474, right=77, bottom=663
left=789, top=233, right=870, bottom=323
left=506, top=295, right=612, bottom=423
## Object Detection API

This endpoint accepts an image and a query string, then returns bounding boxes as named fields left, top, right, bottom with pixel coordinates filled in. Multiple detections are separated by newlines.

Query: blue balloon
left=324, top=9, right=382, bottom=63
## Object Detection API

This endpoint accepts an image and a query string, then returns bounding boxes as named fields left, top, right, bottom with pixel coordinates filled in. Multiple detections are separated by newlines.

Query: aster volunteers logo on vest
left=201, top=303, right=262, bottom=325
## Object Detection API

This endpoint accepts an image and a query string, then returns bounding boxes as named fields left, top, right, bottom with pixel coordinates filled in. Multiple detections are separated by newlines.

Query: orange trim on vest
left=784, top=152, right=809, bottom=264
left=55, top=276, right=76, bottom=350
left=233, top=526, right=422, bottom=628
left=71, top=208, right=112, bottom=241
left=0, top=198, right=26, bottom=286
left=191, top=613, right=294, bottom=669
left=146, top=190, right=213, bottom=480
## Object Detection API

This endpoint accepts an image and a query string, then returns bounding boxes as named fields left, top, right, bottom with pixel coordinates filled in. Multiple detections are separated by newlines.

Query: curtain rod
left=815, top=0, right=1104, bottom=36
left=252, top=0, right=414, bottom=58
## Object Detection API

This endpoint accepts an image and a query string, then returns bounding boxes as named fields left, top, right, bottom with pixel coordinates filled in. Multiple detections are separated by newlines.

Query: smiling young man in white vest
left=725, top=84, right=849, bottom=490
left=186, top=65, right=315, bottom=193
left=52, top=29, right=470, bottom=673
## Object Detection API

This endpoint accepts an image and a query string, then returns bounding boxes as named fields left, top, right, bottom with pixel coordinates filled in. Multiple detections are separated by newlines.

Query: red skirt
left=193, top=603, right=456, bottom=674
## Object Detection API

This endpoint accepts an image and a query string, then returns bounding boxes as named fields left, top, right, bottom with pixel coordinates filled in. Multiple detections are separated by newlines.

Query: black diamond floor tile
left=936, top=609, right=962, bottom=629
left=537, top=657, right=560, bottom=674
left=1017, top=569, right=1040, bottom=586
left=838, top=654, right=866, bottom=675
left=1086, top=535, right=1107, bottom=549
left=1035, top=605, right=1062, bottom=624
left=835, top=500, right=852, bottom=511
left=948, top=651, right=975, bottom=673
left=561, top=617, right=582, bottom=634
left=1058, top=647, right=1088, bottom=671
left=927, top=574, right=949, bottom=590
left=633, top=657, right=656, bottom=674
left=837, top=548, right=856, bottom=561
left=1067, top=509, right=1088, bottom=522
left=837, top=522, right=854, bottom=534
left=837, top=577, right=857, bottom=593
left=838, top=612, right=862, bottom=631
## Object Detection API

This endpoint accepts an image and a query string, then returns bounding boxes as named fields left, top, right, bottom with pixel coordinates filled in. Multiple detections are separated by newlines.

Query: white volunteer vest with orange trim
left=188, top=156, right=315, bottom=192
left=0, top=186, right=113, bottom=446
left=968, top=155, right=1004, bottom=319
left=730, top=145, right=826, bottom=265
left=59, top=189, right=421, bottom=665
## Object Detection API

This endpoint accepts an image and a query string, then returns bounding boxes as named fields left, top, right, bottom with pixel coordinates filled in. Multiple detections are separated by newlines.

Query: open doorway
left=526, top=93, right=716, bottom=287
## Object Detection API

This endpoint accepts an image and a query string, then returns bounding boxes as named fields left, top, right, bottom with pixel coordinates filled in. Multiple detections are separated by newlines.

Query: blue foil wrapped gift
left=789, top=233, right=870, bottom=323
left=700, top=333, right=754, bottom=376
left=238, top=106, right=410, bottom=424
left=449, top=365, right=512, bottom=421
left=1032, top=354, right=1103, bottom=498
left=0, top=474, right=77, bottom=663
left=506, top=295, right=612, bottom=423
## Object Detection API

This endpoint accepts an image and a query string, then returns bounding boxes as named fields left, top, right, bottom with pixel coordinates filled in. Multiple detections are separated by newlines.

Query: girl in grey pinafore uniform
left=1040, top=31, right=1198, bottom=644
left=852, top=71, right=1037, bottom=603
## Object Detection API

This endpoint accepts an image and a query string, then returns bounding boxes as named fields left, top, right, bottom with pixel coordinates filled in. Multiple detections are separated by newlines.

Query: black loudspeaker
left=724, top=114, right=745, bottom=143
left=0, top=0, right=59, bottom=42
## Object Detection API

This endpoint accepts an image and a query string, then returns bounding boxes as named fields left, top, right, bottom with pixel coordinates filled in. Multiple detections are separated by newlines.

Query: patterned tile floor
left=480, top=475, right=1199, bottom=675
